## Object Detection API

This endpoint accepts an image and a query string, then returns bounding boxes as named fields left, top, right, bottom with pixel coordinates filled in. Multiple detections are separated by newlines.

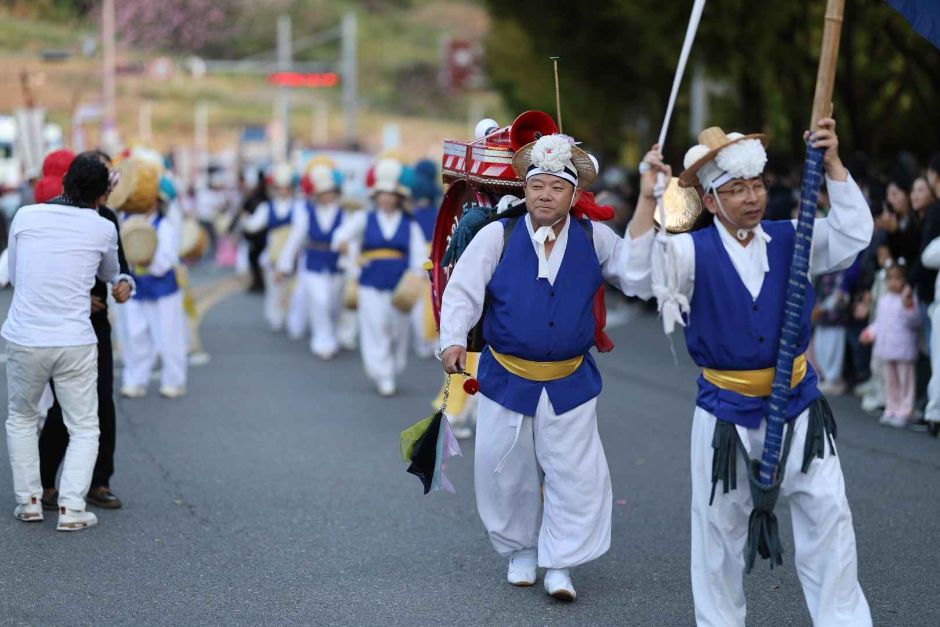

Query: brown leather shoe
left=41, top=489, right=58, bottom=511
left=87, top=487, right=122, bottom=509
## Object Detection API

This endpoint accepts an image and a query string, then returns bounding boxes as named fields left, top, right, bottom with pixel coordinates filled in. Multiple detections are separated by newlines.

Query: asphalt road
left=0, top=274, right=937, bottom=626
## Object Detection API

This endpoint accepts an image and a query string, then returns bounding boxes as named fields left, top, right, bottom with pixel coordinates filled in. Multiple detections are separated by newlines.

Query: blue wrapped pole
left=758, top=142, right=825, bottom=486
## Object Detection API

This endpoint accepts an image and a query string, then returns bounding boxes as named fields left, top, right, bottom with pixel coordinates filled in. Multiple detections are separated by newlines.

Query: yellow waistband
left=702, top=354, right=808, bottom=398
left=489, top=348, right=584, bottom=382
left=360, top=248, right=406, bottom=264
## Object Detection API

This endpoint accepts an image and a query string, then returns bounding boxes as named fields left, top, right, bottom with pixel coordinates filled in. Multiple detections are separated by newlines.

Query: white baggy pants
left=285, top=275, right=308, bottom=341
left=690, top=407, right=871, bottom=627
left=474, top=390, right=612, bottom=569
left=262, top=265, right=291, bottom=332
left=301, top=270, right=344, bottom=357
left=813, top=326, right=846, bottom=383
left=357, top=286, right=409, bottom=390
left=6, top=343, right=99, bottom=511
left=120, top=293, right=188, bottom=390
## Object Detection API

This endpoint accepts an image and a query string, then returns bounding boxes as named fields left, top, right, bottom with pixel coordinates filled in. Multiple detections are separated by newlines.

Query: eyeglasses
left=716, top=181, right=767, bottom=201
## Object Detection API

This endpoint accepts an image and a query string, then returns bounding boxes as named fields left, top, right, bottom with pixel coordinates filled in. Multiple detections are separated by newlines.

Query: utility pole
left=341, top=12, right=358, bottom=146
left=101, top=0, right=119, bottom=153
left=276, top=14, right=292, bottom=162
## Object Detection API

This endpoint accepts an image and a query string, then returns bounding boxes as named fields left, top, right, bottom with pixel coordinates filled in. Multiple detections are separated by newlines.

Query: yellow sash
left=359, top=248, right=406, bottom=265
left=489, top=348, right=583, bottom=382
left=702, top=354, right=808, bottom=398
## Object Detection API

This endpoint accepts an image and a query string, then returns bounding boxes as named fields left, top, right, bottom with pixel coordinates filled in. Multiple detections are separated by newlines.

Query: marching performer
left=120, top=179, right=188, bottom=399
left=277, top=161, right=346, bottom=359
left=649, top=119, right=872, bottom=625
left=439, top=134, right=655, bottom=600
left=333, top=158, right=426, bottom=396
left=242, top=163, right=301, bottom=332
left=409, top=159, right=441, bottom=358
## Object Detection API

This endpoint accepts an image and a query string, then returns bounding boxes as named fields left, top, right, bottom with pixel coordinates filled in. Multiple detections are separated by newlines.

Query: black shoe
left=41, top=490, right=58, bottom=511
left=928, top=421, right=940, bottom=438
left=87, top=487, right=123, bottom=509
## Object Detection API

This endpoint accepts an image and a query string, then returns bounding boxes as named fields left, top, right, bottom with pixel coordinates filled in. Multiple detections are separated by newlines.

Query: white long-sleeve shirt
left=331, top=208, right=427, bottom=274
left=439, top=212, right=655, bottom=351
left=651, top=173, right=873, bottom=332
left=2, top=203, right=121, bottom=347
left=242, top=197, right=300, bottom=234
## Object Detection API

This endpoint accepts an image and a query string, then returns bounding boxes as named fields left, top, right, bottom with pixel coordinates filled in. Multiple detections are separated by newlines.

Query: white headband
left=526, top=162, right=578, bottom=187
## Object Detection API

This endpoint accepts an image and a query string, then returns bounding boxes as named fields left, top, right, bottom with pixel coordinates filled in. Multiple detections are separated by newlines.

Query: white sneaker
left=377, top=381, right=397, bottom=397
left=188, top=352, right=211, bottom=367
left=13, top=496, right=43, bottom=522
left=120, top=385, right=147, bottom=399
left=544, top=568, right=576, bottom=601
left=507, top=549, right=537, bottom=586
left=861, top=396, right=884, bottom=413
left=56, top=507, right=97, bottom=532
left=159, top=386, right=186, bottom=398
left=313, top=350, right=337, bottom=361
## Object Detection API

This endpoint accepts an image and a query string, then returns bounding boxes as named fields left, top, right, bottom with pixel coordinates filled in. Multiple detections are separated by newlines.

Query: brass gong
left=653, top=176, right=704, bottom=233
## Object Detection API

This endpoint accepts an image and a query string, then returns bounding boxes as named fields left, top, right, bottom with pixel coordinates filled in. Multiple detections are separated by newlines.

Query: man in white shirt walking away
left=3, top=152, right=131, bottom=532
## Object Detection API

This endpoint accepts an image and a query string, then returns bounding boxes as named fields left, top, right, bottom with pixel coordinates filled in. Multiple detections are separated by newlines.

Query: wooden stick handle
left=810, top=0, right=845, bottom=129
left=550, top=57, right=563, bottom=134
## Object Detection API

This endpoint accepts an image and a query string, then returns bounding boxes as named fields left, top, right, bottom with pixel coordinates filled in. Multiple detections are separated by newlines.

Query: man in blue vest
left=649, top=118, right=873, bottom=626
left=439, top=133, right=657, bottom=600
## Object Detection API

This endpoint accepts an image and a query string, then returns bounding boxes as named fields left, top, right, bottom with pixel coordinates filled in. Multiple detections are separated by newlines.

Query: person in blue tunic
left=242, top=163, right=303, bottom=332
left=332, top=158, right=427, bottom=396
left=439, top=134, right=658, bottom=601
left=649, top=119, right=873, bottom=626
left=277, top=161, right=346, bottom=359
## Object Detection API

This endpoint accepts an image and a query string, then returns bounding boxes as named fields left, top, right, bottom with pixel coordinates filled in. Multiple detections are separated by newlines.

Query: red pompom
left=463, top=377, right=480, bottom=395
left=34, top=177, right=63, bottom=203
left=300, top=174, right=314, bottom=196
left=41, top=149, right=75, bottom=178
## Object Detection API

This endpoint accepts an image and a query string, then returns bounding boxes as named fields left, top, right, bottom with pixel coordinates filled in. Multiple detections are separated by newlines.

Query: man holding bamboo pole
left=646, top=116, right=873, bottom=625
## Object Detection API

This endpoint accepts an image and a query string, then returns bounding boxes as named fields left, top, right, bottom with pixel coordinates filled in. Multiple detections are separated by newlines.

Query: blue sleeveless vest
left=414, top=204, right=437, bottom=241
left=478, top=217, right=602, bottom=416
left=304, top=202, right=342, bottom=274
left=132, top=213, right=179, bottom=301
left=266, top=200, right=293, bottom=231
left=685, top=221, right=820, bottom=428
left=359, top=211, right=411, bottom=291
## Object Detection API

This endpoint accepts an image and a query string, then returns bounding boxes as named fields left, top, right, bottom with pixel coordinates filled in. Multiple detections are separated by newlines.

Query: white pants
left=285, top=275, right=308, bottom=340
left=813, top=326, right=846, bottom=383
left=474, top=390, right=612, bottom=569
left=6, top=343, right=99, bottom=511
left=337, top=307, right=358, bottom=350
left=301, top=270, right=344, bottom=357
left=262, top=265, right=291, bottom=331
left=690, top=407, right=871, bottom=627
left=926, top=303, right=940, bottom=422
left=358, top=286, right=409, bottom=389
left=120, top=293, right=188, bottom=390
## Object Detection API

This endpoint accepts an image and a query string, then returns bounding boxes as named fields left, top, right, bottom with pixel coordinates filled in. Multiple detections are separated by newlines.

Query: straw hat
left=678, top=127, right=768, bottom=189
left=511, top=134, right=596, bottom=189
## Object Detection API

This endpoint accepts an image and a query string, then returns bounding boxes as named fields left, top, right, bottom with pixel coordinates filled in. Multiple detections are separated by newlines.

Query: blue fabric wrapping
left=887, top=0, right=940, bottom=49
left=759, top=142, right=824, bottom=486
left=441, top=203, right=494, bottom=267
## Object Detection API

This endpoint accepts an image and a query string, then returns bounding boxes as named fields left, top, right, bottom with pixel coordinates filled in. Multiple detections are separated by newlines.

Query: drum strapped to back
left=121, top=216, right=158, bottom=267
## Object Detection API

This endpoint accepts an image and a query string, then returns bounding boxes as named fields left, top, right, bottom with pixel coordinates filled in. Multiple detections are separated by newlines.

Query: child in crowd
left=862, top=260, right=921, bottom=427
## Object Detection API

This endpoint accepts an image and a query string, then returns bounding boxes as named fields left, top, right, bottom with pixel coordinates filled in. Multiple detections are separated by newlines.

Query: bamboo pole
left=810, top=0, right=845, bottom=128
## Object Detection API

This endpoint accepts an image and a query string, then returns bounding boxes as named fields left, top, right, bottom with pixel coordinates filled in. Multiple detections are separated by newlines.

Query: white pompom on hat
left=679, top=127, right=768, bottom=190
left=370, top=157, right=409, bottom=197
left=511, top=133, right=596, bottom=189
left=271, top=163, right=293, bottom=188
left=310, top=164, right=338, bottom=194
